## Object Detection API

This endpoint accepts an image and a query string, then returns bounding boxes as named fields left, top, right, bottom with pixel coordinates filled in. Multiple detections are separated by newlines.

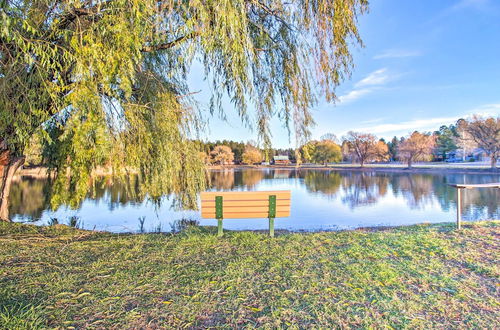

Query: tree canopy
left=398, top=131, right=436, bottom=168
left=461, top=116, right=500, bottom=168
left=242, top=145, right=263, bottom=165
left=342, top=132, right=388, bottom=166
left=312, top=140, right=342, bottom=165
left=0, top=0, right=368, bottom=218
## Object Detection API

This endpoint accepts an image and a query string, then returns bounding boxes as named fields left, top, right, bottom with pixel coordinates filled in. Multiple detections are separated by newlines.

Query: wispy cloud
left=355, top=68, right=393, bottom=88
left=338, top=68, right=395, bottom=104
left=468, top=103, right=500, bottom=117
left=351, top=103, right=500, bottom=136
left=451, top=0, right=490, bottom=11
left=373, top=49, right=422, bottom=60
left=355, top=117, right=459, bottom=135
left=338, top=89, right=373, bottom=103
left=360, top=117, right=387, bottom=125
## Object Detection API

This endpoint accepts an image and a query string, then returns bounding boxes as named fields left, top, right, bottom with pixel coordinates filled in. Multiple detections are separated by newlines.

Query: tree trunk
left=491, top=155, right=498, bottom=169
left=0, top=154, right=25, bottom=221
left=360, top=159, right=364, bottom=168
left=407, top=159, right=412, bottom=169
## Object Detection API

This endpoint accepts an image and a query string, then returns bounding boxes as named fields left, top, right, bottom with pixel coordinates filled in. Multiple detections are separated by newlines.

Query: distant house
left=446, top=148, right=491, bottom=162
left=273, top=155, right=290, bottom=165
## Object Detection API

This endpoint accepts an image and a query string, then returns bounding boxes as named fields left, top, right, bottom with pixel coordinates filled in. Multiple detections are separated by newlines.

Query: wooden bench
left=200, top=191, right=291, bottom=237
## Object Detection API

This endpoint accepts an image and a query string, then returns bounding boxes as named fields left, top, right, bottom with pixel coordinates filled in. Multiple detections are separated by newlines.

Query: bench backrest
left=200, top=190, right=291, bottom=219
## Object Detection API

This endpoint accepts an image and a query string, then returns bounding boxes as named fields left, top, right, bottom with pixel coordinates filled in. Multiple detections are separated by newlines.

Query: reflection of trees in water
left=9, top=177, right=51, bottom=220
left=340, top=172, right=389, bottom=208
left=10, top=170, right=500, bottom=222
left=210, top=169, right=280, bottom=190
left=391, top=174, right=435, bottom=209
left=88, top=175, right=143, bottom=211
left=10, top=175, right=145, bottom=219
left=241, top=170, right=265, bottom=188
left=210, top=170, right=235, bottom=190
left=303, top=171, right=341, bottom=197
left=432, top=173, right=500, bottom=219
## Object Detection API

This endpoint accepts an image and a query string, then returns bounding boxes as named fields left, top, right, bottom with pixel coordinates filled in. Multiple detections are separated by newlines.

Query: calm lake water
left=10, top=168, right=500, bottom=232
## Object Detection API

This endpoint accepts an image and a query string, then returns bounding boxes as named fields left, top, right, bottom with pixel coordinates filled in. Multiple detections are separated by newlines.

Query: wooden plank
left=202, top=206, right=290, bottom=213
left=201, top=191, right=291, bottom=201
left=201, top=211, right=290, bottom=219
left=201, top=200, right=290, bottom=208
left=449, top=183, right=500, bottom=189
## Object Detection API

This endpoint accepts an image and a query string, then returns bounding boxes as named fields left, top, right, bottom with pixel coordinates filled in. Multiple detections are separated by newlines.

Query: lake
left=10, top=168, right=500, bottom=232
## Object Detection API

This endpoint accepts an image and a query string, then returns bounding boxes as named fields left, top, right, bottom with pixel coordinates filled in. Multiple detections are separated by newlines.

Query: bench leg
left=269, top=217, right=275, bottom=237
left=217, top=218, right=223, bottom=237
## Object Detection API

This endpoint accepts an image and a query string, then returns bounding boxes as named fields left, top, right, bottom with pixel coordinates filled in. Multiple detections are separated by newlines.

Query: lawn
left=0, top=221, right=498, bottom=328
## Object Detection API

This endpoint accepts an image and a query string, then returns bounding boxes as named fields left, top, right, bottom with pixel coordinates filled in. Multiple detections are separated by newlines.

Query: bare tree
left=455, top=119, right=477, bottom=161
left=462, top=116, right=500, bottom=168
left=342, top=132, right=388, bottom=167
left=320, top=133, right=339, bottom=144
left=398, top=132, right=436, bottom=168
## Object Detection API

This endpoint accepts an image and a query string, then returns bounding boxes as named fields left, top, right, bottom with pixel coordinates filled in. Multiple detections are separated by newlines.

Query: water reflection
left=10, top=177, right=50, bottom=221
left=341, top=172, right=389, bottom=208
left=304, top=171, right=341, bottom=197
left=11, top=169, right=500, bottom=231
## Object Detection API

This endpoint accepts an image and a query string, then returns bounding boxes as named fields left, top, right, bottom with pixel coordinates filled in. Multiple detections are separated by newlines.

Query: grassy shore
left=0, top=222, right=498, bottom=328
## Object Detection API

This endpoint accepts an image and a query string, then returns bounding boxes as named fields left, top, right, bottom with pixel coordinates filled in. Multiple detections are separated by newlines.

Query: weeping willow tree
left=0, top=0, right=368, bottom=220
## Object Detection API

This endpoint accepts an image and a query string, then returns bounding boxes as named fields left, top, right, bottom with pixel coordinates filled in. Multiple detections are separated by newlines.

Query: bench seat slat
left=200, top=191, right=290, bottom=201
left=202, top=200, right=290, bottom=207
left=202, top=206, right=289, bottom=213
left=201, top=211, right=291, bottom=219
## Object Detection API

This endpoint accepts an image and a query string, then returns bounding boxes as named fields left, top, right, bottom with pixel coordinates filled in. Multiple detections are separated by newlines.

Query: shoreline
left=14, top=219, right=499, bottom=235
left=16, top=163, right=500, bottom=179
left=208, top=164, right=500, bottom=175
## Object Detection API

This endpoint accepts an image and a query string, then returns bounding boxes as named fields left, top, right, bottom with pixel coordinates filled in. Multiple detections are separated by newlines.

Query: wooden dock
left=448, top=183, right=500, bottom=229
left=449, top=183, right=500, bottom=189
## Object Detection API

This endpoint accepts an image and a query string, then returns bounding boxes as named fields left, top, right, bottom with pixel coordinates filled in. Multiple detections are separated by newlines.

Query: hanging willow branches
left=0, top=0, right=368, bottom=213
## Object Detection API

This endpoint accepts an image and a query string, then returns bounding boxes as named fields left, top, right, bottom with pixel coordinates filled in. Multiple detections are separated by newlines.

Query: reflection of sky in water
left=10, top=169, right=500, bottom=232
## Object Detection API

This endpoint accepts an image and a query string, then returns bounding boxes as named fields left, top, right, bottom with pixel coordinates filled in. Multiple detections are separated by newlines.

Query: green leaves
left=1, top=0, right=367, bottom=210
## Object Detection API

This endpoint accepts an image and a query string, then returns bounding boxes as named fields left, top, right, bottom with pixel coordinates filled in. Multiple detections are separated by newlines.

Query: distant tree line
left=25, top=115, right=499, bottom=169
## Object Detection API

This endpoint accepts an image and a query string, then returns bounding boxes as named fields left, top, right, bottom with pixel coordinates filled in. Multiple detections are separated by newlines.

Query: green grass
left=0, top=222, right=498, bottom=328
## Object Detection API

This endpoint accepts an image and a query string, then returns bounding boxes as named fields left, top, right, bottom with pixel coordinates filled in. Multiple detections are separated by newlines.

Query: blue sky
left=191, top=0, right=500, bottom=148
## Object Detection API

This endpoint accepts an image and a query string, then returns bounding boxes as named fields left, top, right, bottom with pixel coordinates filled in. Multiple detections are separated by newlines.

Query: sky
left=190, top=0, right=500, bottom=148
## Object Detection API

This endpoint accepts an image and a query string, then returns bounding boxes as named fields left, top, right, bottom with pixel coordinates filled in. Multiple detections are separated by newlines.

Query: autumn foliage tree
left=0, top=0, right=368, bottom=220
left=210, top=146, right=234, bottom=165
left=461, top=116, right=500, bottom=168
left=398, top=132, right=436, bottom=168
left=242, top=146, right=263, bottom=165
left=342, top=132, right=389, bottom=167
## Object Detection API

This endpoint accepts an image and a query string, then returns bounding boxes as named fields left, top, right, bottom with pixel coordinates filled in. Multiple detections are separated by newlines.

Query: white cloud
left=350, top=103, right=500, bottom=137
left=355, top=68, right=392, bottom=87
left=338, top=88, right=372, bottom=103
left=355, top=117, right=458, bottom=135
left=373, top=49, right=422, bottom=60
left=338, top=68, right=396, bottom=104
left=467, top=103, right=500, bottom=117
